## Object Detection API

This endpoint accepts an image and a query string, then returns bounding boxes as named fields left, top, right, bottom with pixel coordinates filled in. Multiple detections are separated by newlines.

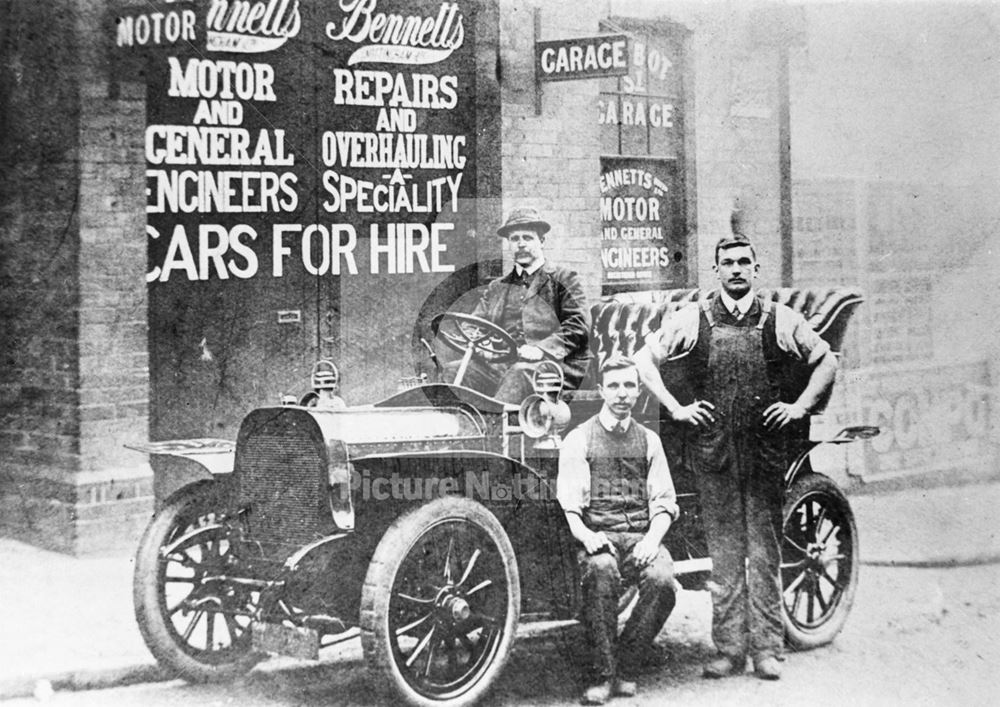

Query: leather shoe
left=613, top=679, right=638, bottom=697
left=581, top=681, right=612, bottom=705
left=754, top=655, right=782, bottom=680
left=702, top=655, right=744, bottom=678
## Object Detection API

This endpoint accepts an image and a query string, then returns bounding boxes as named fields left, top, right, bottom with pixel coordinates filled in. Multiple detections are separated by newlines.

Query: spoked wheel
left=361, top=497, right=520, bottom=707
left=781, top=473, right=859, bottom=649
left=133, top=481, right=261, bottom=681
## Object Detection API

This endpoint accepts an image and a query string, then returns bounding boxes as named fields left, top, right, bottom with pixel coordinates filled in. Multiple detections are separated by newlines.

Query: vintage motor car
left=129, top=286, right=877, bottom=707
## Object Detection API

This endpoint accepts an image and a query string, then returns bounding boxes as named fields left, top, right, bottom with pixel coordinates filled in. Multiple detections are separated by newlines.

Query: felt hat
left=497, top=207, right=551, bottom=238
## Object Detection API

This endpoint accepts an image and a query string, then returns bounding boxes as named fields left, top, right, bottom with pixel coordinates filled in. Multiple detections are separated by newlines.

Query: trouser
left=692, top=426, right=786, bottom=660
left=577, top=532, right=676, bottom=681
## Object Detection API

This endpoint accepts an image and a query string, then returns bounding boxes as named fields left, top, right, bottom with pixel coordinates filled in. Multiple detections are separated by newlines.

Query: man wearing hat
left=463, top=207, right=591, bottom=403
left=633, top=234, right=839, bottom=681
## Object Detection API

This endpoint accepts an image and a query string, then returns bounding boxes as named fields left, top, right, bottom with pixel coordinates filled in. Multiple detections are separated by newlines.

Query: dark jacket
left=472, top=262, right=591, bottom=389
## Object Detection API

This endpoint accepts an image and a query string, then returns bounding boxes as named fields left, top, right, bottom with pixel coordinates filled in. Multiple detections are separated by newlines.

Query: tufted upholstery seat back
left=585, top=287, right=864, bottom=388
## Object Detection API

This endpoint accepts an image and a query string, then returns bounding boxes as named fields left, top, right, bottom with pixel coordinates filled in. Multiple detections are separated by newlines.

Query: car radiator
left=233, top=408, right=330, bottom=561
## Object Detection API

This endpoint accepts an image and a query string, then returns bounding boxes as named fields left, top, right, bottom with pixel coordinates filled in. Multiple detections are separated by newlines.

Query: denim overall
left=687, top=295, right=794, bottom=661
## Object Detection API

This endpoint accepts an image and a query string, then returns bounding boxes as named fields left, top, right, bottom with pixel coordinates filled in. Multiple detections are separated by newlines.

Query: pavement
left=2, top=481, right=999, bottom=701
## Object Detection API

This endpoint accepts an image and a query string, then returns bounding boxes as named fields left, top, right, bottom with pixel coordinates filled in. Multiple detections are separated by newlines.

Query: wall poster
left=859, top=361, right=994, bottom=481
left=116, top=0, right=495, bottom=437
left=599, top=156, right=684, bottom=293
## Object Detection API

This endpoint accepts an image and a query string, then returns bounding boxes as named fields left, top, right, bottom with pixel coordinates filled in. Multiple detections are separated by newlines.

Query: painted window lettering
left=205, top=0, right=302, bottom=53
left=167, top=58, right=277, bottom=102
left=146, top=126, right=294, bottom=167
left=320, top=171, right=462, bottom=214
left=600, top=196, right=661, bottom=222
left=146, top=169, right=299, bottom=214
left=146, top=224, right=259, bottom=282
left=116, top=9, right=196, bottom=48
left=326, top=0, right=465, bottom=66
left=331, top=69, right=458, bottom=109
left=598, top=99, right=674, bottom=128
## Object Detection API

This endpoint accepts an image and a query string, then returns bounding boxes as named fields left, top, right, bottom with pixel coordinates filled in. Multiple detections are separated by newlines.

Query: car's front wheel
left=133, top=481, right=261, bottom=682
left=360, top=497, right=520, bottom=707
left=781, top=473, right=860, bottom=649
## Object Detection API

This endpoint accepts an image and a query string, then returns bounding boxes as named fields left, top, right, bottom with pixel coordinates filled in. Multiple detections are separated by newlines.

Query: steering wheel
left=431, top=312, right=519, bottom=364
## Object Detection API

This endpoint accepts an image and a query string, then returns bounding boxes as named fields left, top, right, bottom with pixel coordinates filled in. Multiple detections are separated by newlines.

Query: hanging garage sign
left=535, top=34, right=630, bottom=82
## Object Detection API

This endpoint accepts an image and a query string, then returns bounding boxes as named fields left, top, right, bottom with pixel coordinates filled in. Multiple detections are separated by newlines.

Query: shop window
left=598, top=20, right=689, bottom=294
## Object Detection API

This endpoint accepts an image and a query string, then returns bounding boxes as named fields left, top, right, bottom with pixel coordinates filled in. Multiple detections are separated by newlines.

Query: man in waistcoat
left=557, top=355, right=678, bottom=705
left=633, top=235, right=838, bottom=681
left=458, top=207, right=590, bottom=403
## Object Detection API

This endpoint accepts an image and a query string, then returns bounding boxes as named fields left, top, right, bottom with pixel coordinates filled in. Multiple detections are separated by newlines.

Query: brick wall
left=75, top=0, right=152, bottom=553
left=0, top=0, right=83, bottom=551
left=499, top=0, right=790, bottom=297
left=0, top=0, right=795, bottom=553
left=0, top=0, right=152, bottom=555
left=499, top=0, right=606, bottom=302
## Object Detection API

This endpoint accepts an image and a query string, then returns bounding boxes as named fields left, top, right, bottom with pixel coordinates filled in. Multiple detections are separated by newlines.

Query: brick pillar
left=0, top=0, right=152, bottom=555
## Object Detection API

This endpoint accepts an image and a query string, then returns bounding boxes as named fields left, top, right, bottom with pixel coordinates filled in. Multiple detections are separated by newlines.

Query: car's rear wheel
left=781, top=473, right=859, bottom=649
left=133, top=481, right=261, bottom=681
left=361, top=497, right=520, bottom=707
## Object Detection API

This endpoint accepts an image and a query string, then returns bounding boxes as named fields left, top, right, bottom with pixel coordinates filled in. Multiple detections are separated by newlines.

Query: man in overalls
left=633, top=235, right=838, bottom=680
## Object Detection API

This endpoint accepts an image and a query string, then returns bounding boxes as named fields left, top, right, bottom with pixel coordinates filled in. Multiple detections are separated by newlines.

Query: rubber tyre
left=360, top=497, right=520, bottom=707
left=133, top=481, right=260, bottom=682
left=781, top=473, right=860, bottom=649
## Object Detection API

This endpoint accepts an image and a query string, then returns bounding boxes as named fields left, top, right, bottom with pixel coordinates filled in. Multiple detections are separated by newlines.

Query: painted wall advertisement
left=115, top=0, right=490, bottom=436
left=118, top=0, right=476, bottom=283
left=599, top=156, right=684, bottom=292
left=858, top=361, right=995, bottom=481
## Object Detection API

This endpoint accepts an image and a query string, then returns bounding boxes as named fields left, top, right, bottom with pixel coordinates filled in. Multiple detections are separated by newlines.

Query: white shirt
left=556, top=407, right=679, bottom=522
left=597, top=406, right=631, bottom=433
left=514, top=258, right=545, bottom=279
left=719, top=289, right=754, bottom=318
left=644, top=294, right=830, bottom=366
